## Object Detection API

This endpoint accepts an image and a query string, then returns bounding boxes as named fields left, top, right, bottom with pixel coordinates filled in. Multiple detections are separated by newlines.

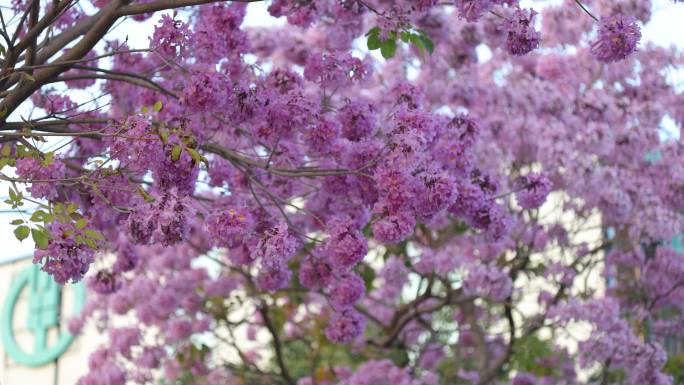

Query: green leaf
left=186, top=148, right=203, bottom=166
left=409, top=34, right=424, bottom=56
left=140, top=106, right=149, bottom=113
left=66, top=203, right=78, bottom=214
left=153, top=101, right=163, bottom=112
left=380, top=38, right=397, bottom=59
left=159, top=128, right=170, bottom=145
left=1, top=144, right=11, bottom=157
left=171, top=145, right=182, bottom=162
left=10, top=219, right=24, bottom=225
left=399, top=31, right=411, bottom=43
left=418, top=33, right=434, bottom=54
left=360, top=264, right=376, bottom=291
left=31, top=228, right=49, bottom=249
left=14, top=225, right=30, bottom=241
left=8, top=187, right=16, bottom=201
left=137, top=187, right=156, bottom=203
left=84, top=229, right=105, bottom=241
left=664, top=354, right=684, bottom=384
left=367, top=34, right=381, bottom=50
left=30, top=210, right=46, bottom=222
left=75, top=218, right=88, bottom=230
left=365, top=27, right=380, bottom=37
left=43, top=152, right=55, bottom=166
left=85, top=238, right=97, bottom=249
left=389, top=348, right=409, bottom=366
left=185, top=148, right=209, bottom=168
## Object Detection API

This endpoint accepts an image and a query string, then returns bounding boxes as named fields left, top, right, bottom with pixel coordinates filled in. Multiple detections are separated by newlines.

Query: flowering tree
left=1, top=0, right=683, bottom=384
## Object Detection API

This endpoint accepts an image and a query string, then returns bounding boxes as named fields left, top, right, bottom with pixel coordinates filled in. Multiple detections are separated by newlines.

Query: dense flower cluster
left=505, top=8, right=541, bottom=55
left=304, top=52, right=371, bottom=89
left=15, top=156, right=66, bottom=199
left=34, top=221, right=97, bottom=284
left=3, top=0, right=682, bottom=384
left=454, top=0, right=495, bottom=22
left=150, top=14, right=190, bottom=57
left=515, top=172, right=553, bottom=209
left=591, top=15, right=642, bottom=63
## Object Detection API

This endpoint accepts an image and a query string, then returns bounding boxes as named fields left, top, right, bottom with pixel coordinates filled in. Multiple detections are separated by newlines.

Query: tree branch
left=118, top=0, right=263, bottom=16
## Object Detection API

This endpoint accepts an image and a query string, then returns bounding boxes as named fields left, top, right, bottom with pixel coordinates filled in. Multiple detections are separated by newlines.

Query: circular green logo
left=1, top=263, right=86, bottom=367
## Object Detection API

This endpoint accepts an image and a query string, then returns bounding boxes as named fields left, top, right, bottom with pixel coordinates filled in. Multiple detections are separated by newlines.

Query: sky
left=0, top=0, right=683, bottom=263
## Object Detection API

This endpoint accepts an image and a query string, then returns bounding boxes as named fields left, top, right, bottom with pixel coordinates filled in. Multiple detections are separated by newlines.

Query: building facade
left=0, top=256, right=97, bottom=385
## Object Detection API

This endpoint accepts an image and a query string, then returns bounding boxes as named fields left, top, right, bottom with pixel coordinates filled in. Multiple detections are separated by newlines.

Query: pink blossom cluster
left=5, top=0, right=683, bottom=384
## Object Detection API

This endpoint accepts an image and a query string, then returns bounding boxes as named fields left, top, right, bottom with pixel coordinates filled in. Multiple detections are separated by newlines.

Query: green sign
left=1, top=263, right=85, bottom=366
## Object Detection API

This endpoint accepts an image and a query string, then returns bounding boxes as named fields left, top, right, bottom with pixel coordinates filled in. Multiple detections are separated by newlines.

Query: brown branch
left=0, top=0, right=70, bottom=88
left=50, top=73, right=176, bottom=97
left=0, top=0, right=129, bottom=122
left=202, top=142, right=354, bottom=178
left=259, top=307, right=295, bottom=385
left=477, top=301, right=516, bottom=385
left=16, top=49, right=150, bottom=71
left=24, top=0, right=39, bottom=67
left=574, top=0, right=599, bottom=22
left=118, top=0, right=263, bottom=16
left=0, top=118, right=111, bottom=131
left=33, top=7, right=108, bottom=66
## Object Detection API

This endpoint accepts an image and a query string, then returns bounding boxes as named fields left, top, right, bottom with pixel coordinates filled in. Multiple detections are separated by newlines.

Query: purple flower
left=34, top=222, right=97, bottom=284
left=192, top=3, right=249, bottom=63
left=253, top=222, right=300, bottom=269
left=257, top=266, right=292, bottom=291
left=338, top=99, right=376, bottom=141
left=325, top=308, right=365, bottom=344
left=127, top=190, right=190, bottom=246
left=454, top=0, right=493, bottom=22
left=326, top=217, right=368, bottom=272
left=511, top=373, right=536, bottom=385
left=107, top=115, right=161, bottom=172
left=415, top=169, right=457, bottom=221
left=109, top=327, right=140, bottom=359
left=167, top=318, right=193, bottom=342
left=181, top=67, right=229, bottom=112
left=463, top=264, right=512, bottom=301
left=590, top=15, right=641, bottom=63
left=515, top=173, right=553, bottom=209
left=299, top=253, right=333, bottom=290
left=302, top=116, right=341, bottom=155
left=150, top=14, right=190, bottom=57
left=113, top=243, right=139, bottom=273
left=89, top=270, right=120, bottom=295
left=304, top=52, right=370, bottom=89
left=505, top=8, right=541, bottom=55
left=77, top=362, right=126, bottom=385
left=268, top=0, right=320, bottom=27
left=371, top=210, right=416, bottom=244
left=328, top=272, right=365, bottom=309
left=206, top=207, right=254, bottom=248
left=15, top=156, right=66, bottom=199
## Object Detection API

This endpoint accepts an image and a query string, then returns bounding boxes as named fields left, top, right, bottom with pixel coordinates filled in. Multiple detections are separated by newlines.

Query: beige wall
left=0, top=258, right=97, bottom=385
